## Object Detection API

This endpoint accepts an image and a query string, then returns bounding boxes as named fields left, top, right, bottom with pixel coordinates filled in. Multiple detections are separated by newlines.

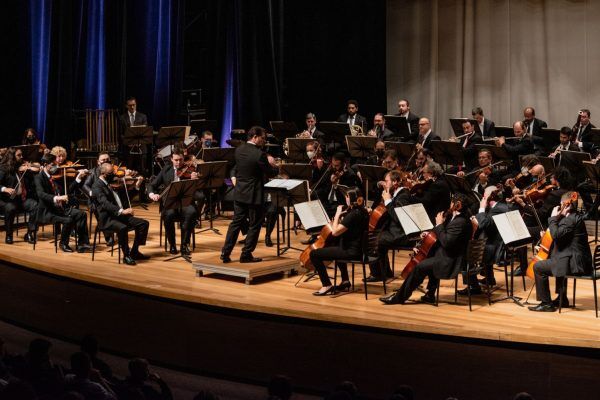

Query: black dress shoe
left=131, top=251, right=150, bottom=260
left=123, top=255, right=137, bottom=266
left=220, top=253, right=231, bottom=263
left=60, top=243, right=74, bottom=253
left=551, top=296, right=570, bottom=308
left=313, top=286, right=336, bottom=296
left=180, top=245, right=191, bottom=256
left=301, top=235, right=317, bottom=245
left=5, top=235, right=13, bottom=244
left=379, top=292, right=405, bottom=305
left=478, top=277, right=497, bottom=286
left=77, top=244, right=92, bottom=253
left=105, top=237, right=115, bottom=247
left=265, top=237, right=273, bottom=247
left=169, top=245, right=178, bottom=255
left=240, top=254, right=262, bottom=263
left=420, top=294, right=436, bottom=304
left=512, top=266, right=526, bottom=276
left=528, top=303, right=557, bottom=312
left=363, top=275, right=383, bottom=283
left=457, top=286, right=483, bottom=296
left=24, top=232, right=35, bottom=244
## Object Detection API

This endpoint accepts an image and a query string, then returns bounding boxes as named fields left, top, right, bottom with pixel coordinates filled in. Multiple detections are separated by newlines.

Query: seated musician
left=408, top=148, right=432, bottom=181
left=548, top=127, right=579, bottom=164
left=0, top=148, right=38, bottom=244
left=200, top=130, right=217, bottom=148
left=410, top=117, right=440, bottom=152
left=494, top=121, right=534, bottom=173
left=448, top=119, right=483, bottom=170
left=380, top=193, right=473, bottom=304
left=364, top=170, right=412, bottom=283
left=367, top=113, right=396, bottom=141
left=457, top=149, right=501, bottom=197
left=315, top=153, right=361, bottom=218
left=148, top=147, right=199, bottom=256
left=309, top=187, right=369, bottom=295
left=22, top=128, right=49, bottom=156
left=298, top=113, right=325, bottom=145
left=92, top=163, right=150, bottom=266
left=83, top=152, right=144, bottom=199
left=410, top=160, right=451, bottom=224
left=306, top=141, right=327, bottom=184
left=461, top=186, right=509, bottom=294
left=529, top=191, right=592, bottom=312
left=572, top=109, right=596, bottom=153
left=34, top=154, right=91, bottom=253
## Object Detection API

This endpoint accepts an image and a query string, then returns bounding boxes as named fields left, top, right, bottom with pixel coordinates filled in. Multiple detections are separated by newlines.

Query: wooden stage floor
left=1, top=203, right=600, bottom=351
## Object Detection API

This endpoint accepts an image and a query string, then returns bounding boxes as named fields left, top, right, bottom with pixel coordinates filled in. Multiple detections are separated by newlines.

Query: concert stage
left=1, top=204, right=600, bottom=399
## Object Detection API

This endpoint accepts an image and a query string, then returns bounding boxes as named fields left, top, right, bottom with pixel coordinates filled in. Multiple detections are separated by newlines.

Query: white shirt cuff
left=384, top=198, right=392, bottom=206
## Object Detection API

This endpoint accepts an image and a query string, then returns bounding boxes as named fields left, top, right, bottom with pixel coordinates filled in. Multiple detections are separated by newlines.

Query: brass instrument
left=350, top=124, right=364, bottom=136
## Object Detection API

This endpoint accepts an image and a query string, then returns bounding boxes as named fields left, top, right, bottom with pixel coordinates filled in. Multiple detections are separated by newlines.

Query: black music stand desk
left=196, top=161, right=228, bottom=235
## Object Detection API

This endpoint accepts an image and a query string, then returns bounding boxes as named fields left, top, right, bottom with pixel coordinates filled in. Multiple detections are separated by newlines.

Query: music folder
left=394, top=203, right=433, bottom=236
left=318, top=121, right=352, bottom=144
left=295, top=200, right=330, bottom=231
left=345, top=135, right=378, bottom=159
left=265, top=179, right=309, bottom=207
left=431, top=140, right=464, bottom=167
left=155, top=126, right=190, bottom=148
left=492, top=210, right=532, bottom=247
left=384, top=115, right=410, bottom=139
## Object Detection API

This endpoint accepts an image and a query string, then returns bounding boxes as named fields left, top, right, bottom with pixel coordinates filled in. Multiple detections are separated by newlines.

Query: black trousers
left=222, top=201, right=265, bottom=255
left=265, top=202, right=285, bottom=239
left=0, top=198, right=37, bottom=235
left=103, top=215, right=149, bottom=256
left=163, top=204, right=198, bottom=246
left=368, top=231, right=407, bottom=278
left=309, top=246, right=355, bottom=287
left=43, top=208, right=89, bottom=246
left=533, top=259, right=565, bottom=303
left=396, top=257, right=439, bottom=302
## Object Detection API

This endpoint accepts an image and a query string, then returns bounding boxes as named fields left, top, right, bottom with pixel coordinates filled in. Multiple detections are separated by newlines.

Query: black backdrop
left=0, top=0, right=386, bottom=148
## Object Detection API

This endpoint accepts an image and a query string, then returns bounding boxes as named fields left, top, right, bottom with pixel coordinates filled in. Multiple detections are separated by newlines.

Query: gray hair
left=424, top=160, right=443, bottom=177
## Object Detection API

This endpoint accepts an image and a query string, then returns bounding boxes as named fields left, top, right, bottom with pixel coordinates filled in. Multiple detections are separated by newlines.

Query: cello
left=526, top=191, right=578, bottom=280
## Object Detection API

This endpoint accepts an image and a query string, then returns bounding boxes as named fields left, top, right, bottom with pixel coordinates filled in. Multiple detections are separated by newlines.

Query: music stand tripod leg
left=197, top=190, right=221, bottom=235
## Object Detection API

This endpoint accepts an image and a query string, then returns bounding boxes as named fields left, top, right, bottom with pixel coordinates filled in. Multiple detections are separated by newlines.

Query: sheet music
left=394, top=203, right=433, bottom=235
left=265, top=179, right=304, bottom=190
left=295, top=200, right=330, bottom=231
left=492, top=210, right=531, bottom=244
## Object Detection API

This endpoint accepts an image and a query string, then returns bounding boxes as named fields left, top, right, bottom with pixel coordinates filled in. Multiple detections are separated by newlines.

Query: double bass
left=526, top=191, right=578, bottom=280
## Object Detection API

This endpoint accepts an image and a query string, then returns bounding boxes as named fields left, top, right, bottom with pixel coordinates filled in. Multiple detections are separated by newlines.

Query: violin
left=405, top=177, right=432, bottom=195
left=526, top=191, right=579, bottom=279
left=51, top=160, right=86, bottom=180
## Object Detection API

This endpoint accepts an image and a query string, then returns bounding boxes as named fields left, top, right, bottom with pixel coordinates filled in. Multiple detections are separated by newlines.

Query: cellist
left=380, top=193, right=472, bottom=305
left=529, top=191, right=592, bottom=312
left=364, top=170, right=412, bottom=283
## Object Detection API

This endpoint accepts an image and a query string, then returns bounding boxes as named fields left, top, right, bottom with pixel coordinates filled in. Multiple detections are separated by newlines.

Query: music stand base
left=164, top=254, right=192, bottom=263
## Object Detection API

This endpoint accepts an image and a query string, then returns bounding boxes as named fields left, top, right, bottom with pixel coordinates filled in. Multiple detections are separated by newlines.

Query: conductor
left=220, top=126, right=278, bottom=263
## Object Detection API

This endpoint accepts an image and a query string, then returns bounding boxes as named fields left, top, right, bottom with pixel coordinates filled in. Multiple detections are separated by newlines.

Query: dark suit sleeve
left=148, top=168, right=166, bottom=194
left=35, top=175, right=56, bottom=205
left=257, top=152, right=278, bottom=179
left=139, top=112, right=148, bottom=126
left=434, top=217, right=467, bottom=251
left=503, top=138, right=533, bottom=156
left=548, top=215, right=576, bottom=248
left=93, top=182, right=122, bottom=217
left=83, top=173, right=95, bottom=196
left=487, top=120, right=496, bottom=137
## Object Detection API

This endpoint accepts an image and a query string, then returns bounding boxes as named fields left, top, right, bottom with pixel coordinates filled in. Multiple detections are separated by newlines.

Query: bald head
left=530, top=164, right=545, bottom=178
left=418, top=117, right=431, bottom=135
left=513, top=121, right=526, bottom=137
left=100, top=162, right=114, bottom=176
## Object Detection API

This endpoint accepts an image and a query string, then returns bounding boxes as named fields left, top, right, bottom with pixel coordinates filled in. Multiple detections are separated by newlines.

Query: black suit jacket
left=378, top=127, right=397, bottom=141
left=0, top=167, right=20, bottom=202
left=481, top=118, right=496, bottom=138
left=83, top=166, right=102, bottom=197
left=475, top=201, right=510, bottom=264
left=547, top=213, right=592, bottom=276
left=578, top=123, right=597, bottom=153
left=337, top=113, right=367, bottom=130
left=148, top=164, right=177, bottom=196
left=91, top=178, right=124, bottom=226
left=120, top=112, right=148, bottom=129
left=412, top=177, right=451, bottom=224
left=431, top=213, right=472, bottom=279
left=232, top=143, right=278, bottom=205
left=503, top=136, right=534, bottom=171
left=410, top=131, right=441, bottom=151
left=34, top=171, right=80, bottom=222
left=460, top=132, right=484, bottom=169
left=317, top=168, right=361, bottom=214
left=525, top=118, right=547, bottom=137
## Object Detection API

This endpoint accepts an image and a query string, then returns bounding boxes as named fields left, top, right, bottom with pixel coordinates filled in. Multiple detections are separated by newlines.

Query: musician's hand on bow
left=480, top=194, right=488, bottom=209
left=190, top=171, right=199, bottom=180
left=435, top=211, right=445, bottom=226
left=57, top=194, right=69, bottom=203
left=456, top=170, right=465, bottom=177
left=415, top=143, right=423, bottom=151
left=470, top=215, right=479, bottom=229
left=496, top=137, right=505, bottom=146
left=2, top=187, right=15, bottom=196
left=267, top=155, right=277, bottom=167
left=76, top=169, right=89, bottom=179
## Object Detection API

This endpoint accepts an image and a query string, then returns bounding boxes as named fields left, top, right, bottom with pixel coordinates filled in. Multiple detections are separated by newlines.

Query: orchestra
left=7, top=98, right=600, bottom=314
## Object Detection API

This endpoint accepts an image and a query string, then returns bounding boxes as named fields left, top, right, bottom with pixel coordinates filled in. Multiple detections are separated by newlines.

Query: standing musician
left=529, top=191, right=592, bottom=312
left=92, top=163, right=150, bottom=266
left=337, top=99, right=367, bottom=131
left=364, top=170, right=412, bottom=283
left=148, top=147, right=199, bottom=256
left=380, top=193, right=472, bottom=305
left=494, top=121, right=534, bottom=173
left=548, top=127, right=579, bottom=164
left=410, top=160, right=451, bottom=224
left=0, top=148, right=38, bottom=244
left=221, top=126, right=279, bottom=263
left=471, top=107, right=496, bottom=138
left=448, top=119, right=483, bottom=170
left=396, top=99, right=420, bottom=138
left=368, top=113, right=396, bottom=141
left=315, top=153, right=361, bottom=218
left=309, top=187, right=369, bottom=296
left=34, top=154, right=91, bottom=253
left=572, top=109, right=596, bottom=153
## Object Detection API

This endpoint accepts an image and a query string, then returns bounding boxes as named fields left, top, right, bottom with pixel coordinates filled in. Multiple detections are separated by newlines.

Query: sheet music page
left=395, top=203, right=433, bottom=235
left=492, top=210, right=530, bottom=244
left=295, top=200, right=330, bottom=230
left=265, top=179, right=304, bottom=190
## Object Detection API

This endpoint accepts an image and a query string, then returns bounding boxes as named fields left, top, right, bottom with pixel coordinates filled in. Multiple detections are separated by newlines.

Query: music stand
left=384, top=141, right=416, bottom=168
left=494, top=126, right=515, bottom=138
left=540, top=128, right=561, bottom=153
left=444, top=173, right=481, bottom=207
left=11, top=145, right=41, bottom=162
left=345, top=136, right=378, bottom=160
left=270, top=121, right=298, bottom=143
left=384, top=115, right=410, bottom=140
left=123, top=126, right=153, bottom=155
left=355, top=165, right=387, bottom=205
left=195, top=161, right=228, bottom=234
left=279, top=163, right=313, bottom=181
left=431, top=140, right=464, bottom=169
left=583, top=161, right=600, bottom=243
left=201, top=148, right=236, bottom=169
left=161, top=179, right=199, bottom=263
left=285, top=138, right=314, bottom=162
left=558, top=150, right=591, bottom=175
left=449, top=118, right=481, bottom=135
left=155, top=126, right=190, bottom=149
left=519, top=155, right=555, bottom=174
left=474, top=144, right=512, bottom=164
left=318, top=122, right=352, bottom=152
left=190, top=119, right=218, bottom=138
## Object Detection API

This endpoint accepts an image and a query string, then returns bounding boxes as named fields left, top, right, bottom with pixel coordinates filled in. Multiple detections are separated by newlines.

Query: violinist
left=0, top=148, right=38, bottom=244
left=315, top=153, right=361, bottom=218
left=306, top=141, right=328, bottom=186
left=548, top=127, right=579, bottom=163
left=529, top=191, right=592, bottom=312
left=407, top=149, right=432, bottom=181
left=148, top=147, right=199, bottom=256
left=34, top=154, right=91, bottom=253
left=494, top=121, right=533, bottom=173
left=364, top=170, right=412, bottom=283
left=572, top=109, right=595, bottom=153
left=410, top=160, right=451, bottom=224
left=364, top=140, right=386, bottom=166
left=92, top=163, right=150, bottom=266
left=83, top=153, right=144, bottom=199
left=457, top=149, right=501, bottom=199
left=380, top=193, right=473, bottom=305
left=309, top=187, right=369, bottom=295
